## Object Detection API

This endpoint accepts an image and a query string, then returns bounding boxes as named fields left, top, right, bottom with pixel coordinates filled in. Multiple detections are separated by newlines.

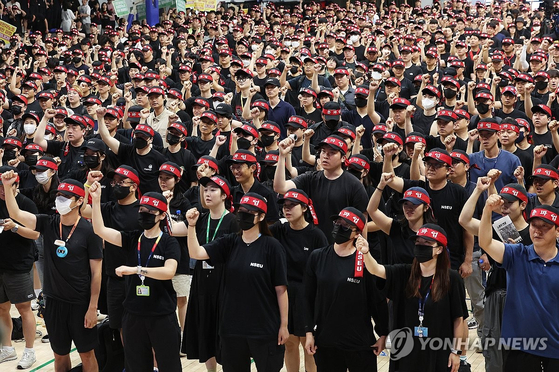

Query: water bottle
left=172, top=209, right=185, bottom=222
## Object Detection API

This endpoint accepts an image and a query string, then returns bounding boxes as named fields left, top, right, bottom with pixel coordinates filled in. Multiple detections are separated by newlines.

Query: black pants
left=314, top=346, right=377, bottom=372
left=220, top=336, right=284, bottom=372
left=122, top=312, right=181, bottom=372
left=505, top=350, right=559, bottom=372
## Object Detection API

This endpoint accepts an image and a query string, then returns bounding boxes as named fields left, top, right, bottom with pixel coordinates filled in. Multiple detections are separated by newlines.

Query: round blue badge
left=56, top=246, right=68, bottom=258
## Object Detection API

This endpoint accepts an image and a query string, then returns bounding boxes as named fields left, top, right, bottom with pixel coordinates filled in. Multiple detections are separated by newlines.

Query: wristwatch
left=11, top=224, right=18, bottom=233
left=450, top=348, right=462, bottom=355
left=137, top=266, right=142, bottom=275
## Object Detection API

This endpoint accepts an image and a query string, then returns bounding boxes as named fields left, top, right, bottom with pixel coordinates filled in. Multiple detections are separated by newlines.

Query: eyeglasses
left=532, top=177, right=551, bottom=186
left=139, top=206, right=159, bottom=215
left=424, top=161, right=446, bottom=170
left=229, top=163, right=248, bottom=171
left=110, top=180, right=134, bottom=187
left=451, top=160, right=464, bottom=167
left=333, top=220, right=356, bottom=232
left=236, top=76, right=249, bottom=83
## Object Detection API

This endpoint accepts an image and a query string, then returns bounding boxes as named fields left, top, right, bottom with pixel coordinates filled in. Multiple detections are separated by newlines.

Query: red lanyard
left=59, top=217, right=80, bottom=245
left=137, top=232, right=163, bottom=270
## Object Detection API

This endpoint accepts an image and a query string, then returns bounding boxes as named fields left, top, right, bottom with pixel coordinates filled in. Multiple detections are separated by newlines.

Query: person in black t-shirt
left=186, top=192, right=288, bottom=372
left=304, top=207, right=388, bottom=372
left=3, top=174, right=103, bottom=372
left=359, top=224, right=468, bottom=372
left=270, top=189, right=328, bottom=372
left=91, top=189, right=181, bottom=372
left=171, top=175, right=239, bottom=370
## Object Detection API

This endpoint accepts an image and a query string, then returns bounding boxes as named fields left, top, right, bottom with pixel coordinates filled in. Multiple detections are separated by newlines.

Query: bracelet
left=136, top=266, right=141, bottom=275
left=376, top=186, right=384, bottom=192
left=84, top=183, right=91, bottom=188
left=188, top=224, right=196, bottom=227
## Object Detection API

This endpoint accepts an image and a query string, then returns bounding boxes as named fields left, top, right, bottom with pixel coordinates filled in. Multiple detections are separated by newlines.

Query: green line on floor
left=29, top=347, right=77, bottom=372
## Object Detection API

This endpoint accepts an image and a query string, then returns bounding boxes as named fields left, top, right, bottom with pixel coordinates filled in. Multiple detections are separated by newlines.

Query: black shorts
left=314, top=346, right=377, bottom=372
left=107, top=276, right=126, bottom=329
left=221, top=336, right=284, bottom=372
left=0, top=270, right=36, bottom=304
left=505, top=350, right=559, bottom=372
left=43, top=296, right=98, bottom=355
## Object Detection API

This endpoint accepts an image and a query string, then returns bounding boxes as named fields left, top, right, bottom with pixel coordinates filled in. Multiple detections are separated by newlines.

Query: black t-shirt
left=388, top=219, right=416, bottom=265
left=168, top=195, right=191, bottom=274
left=45, top=140, right=85, bottom=177
left=532, top=131, right=557, bottom=164
left=425, top=135, right=467, bottom=152
left=412, top=109, right=437, bottom=136
left=117, top=144, right=166, bottom=194
left=161, top=147, right=197, bottom=193
left=293, top=170, right=368, bottom=242
left=232, top=179, right=280, bottom=223
left=404, top=65, right=424, bottom=83
left=295, top=106, right=323, bottom=128
left=204, top=233, right=287, bottom=338
left=36, top=214, right=103, bottom=304
left=304, top=245, right=389, bottom=350
left=403, top=180, right=468, bottom=269
left=269, top=221, right=328, bottom=283
left=120, top=231, right=181, bottom=316
left=100, top=200, right=141, bottom=277
left=379, top=265, right=467, bottom=372
left=231, top=93, right=264, bottom=118
left=185, top=136, right=216, bottom=160
left=0, top=194, right=38, bottom=273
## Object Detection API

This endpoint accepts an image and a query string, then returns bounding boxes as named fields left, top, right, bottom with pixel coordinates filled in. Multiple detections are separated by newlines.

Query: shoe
left=458, top=360, right=471, bottom=372
left=0, top=347, right=17, bottom=363
left=17, top=351, right=36, bottom=369
left=35, top=330, right=43, bottom=339
left=467, top=319, right=478, bottom=329
left=31, top=301, right=39, bottom=311
left=41, top=334, right=50, bottom=343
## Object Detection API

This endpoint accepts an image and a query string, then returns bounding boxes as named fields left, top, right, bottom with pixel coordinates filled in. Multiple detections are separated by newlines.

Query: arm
left=410, top=143, right=426, bottom=181
left=90, top=182, right=122, bottom=247
left=96, top=107, right=121, bottom=154
left=458, top=179, right=489, bottom=235
left=84, top=258, right=102, bottom=328
left=366, top=178, right=394, bottom=235
left=2, top=219, right=39, bottom=239
left=1, top=172, right=37, bottom=230
left=34, top=110, right=55, bottom=151
left=276, top=285, right=289, bottom=345
left=355, top=235, right=387, bottom=279
left=185, top=208, right=210, bottom=260
left=478, top=195, right=506, bottom=263
left=367, top=80, right=381, bottom=124
left=301, top=129, right=316, bottom=166
left=274, top=138, right=298, bottom=194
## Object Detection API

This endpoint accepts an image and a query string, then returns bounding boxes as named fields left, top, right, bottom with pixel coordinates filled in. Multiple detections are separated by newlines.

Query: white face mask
left=265, top=49, right=274, bottom=55
left=44, top=134, right=53, bottom=141
left=533, top=27, right=541, bottom=32
left=24, top=124, right=36, bottom=135
left=251, top=44, right=259, bottom=51
left=284, top=41, right=292, bottom=47
left=35, top=171, right=51, bottom=185
left=422, top=98, right=437, bottom=110
left=242, top=59, right=251, bottom=67
left=371, top=71, right=383, bottom=80
left=55, top=195, right=74, bottom=215
left=350, top=35, right=360, bottom=43
left=291, top=41, right=300, bottom=48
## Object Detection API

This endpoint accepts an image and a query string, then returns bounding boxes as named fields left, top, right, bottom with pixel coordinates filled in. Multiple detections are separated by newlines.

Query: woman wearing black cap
left=90, top=186, right=182, bottom=372
left=171, top=175, right=239, bottom=371
left=186, top=191, right=288, bottom=372
left=304, top=207, right=389, bottom=372
left=357, top=223, right=468, bottom=372
left=270, top=189, right=328, bottom=372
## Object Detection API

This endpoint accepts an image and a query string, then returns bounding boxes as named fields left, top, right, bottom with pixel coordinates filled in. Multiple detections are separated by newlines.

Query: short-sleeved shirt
left=468, top=150, right=521, bottom=191
left=117, top=144, right=166, bottom=194
left=293, top=170, right=369, bottom=242
left=204, top=233, right=287, bottom=338
left=232, top=179, right=280, bottom=223
left=500, top=243, right=559, bottom=358
left=36, top=215, right=103, bottom=304
left=45, top=140, right=84, bottom=177
left=120, top=231, right=181, bottom=316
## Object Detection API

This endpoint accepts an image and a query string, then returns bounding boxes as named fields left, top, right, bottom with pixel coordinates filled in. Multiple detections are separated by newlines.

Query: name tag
left=202, top=261, right=214, bottom=270
left=136, top=285, right=150, bottom=296
left=414, top=326, right=428, bottom=338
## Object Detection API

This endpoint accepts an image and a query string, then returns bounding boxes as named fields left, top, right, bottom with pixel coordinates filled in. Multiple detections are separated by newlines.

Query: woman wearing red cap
left=90, top=187, right=182, bottom=372
left=357, top=223, right=467, bottom=372
left=304, top=207, right=389, bottom=372
left=171, top=175, right=239, bottom=371
left=271, top=189, right=328, bottom=372
left=186, top=192, right=288, bottom=372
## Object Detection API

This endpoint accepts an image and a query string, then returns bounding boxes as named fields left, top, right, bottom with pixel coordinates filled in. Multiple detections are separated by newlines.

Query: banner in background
left=113, top=0, right=129, bottom=18
left=176, top=0, right=186, bottom=13
left=0, top=20, right=16, bottom=45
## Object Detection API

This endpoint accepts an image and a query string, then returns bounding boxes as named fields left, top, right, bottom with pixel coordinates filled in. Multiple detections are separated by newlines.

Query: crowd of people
left=0, top=0, right=558, bottom=371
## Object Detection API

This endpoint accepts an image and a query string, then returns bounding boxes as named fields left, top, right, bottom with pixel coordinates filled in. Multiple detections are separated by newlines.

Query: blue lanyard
left=418, top=276, right=434, bottom=322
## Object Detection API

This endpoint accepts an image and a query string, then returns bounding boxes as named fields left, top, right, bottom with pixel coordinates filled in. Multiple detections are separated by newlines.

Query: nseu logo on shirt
left=250, top=262, right=264, bottom=269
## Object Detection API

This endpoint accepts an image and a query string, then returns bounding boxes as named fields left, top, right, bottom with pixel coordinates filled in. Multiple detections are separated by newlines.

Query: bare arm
left=478, top=196, right=506, bottom=264
left=356, top=235, right=387, bottom=279
left=96, top=107, right=121, bottom=154
left=274, top=139, right=298, bottom=194
left=366, top=180, right=393, bottom=235
left=1, top=172, right=37, bottom=230
left=90, top=182, right=122, bottom=247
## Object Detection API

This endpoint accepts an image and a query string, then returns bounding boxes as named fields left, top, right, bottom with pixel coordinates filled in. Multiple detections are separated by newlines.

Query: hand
left=372, top=335, right=386, bottom=356
left=215, top=135, right=227, bottom=147
left=162, top=190, right=173, bottom=202
left=444, top=134, right=456, bottom=151
left=448, top=352, right=460, bottom=372
left=422, top=74, right=431, bottom=85
left=192, top=116, right=200, bottom=127
left=356, top=125, right=365, bottom=138
left=115, top=265, right=136, bottom=277
left=305, top=333, right=317, bottom=355
left=186, top=207, right=200, bottom=227
left=476, top=176, right=491, bottom=192
left=84, top=308, right=97, bottom=329
left=382, top=142, right=399, bottom=158
left=486, top=169, right=502, bottom=183
left=87, top=170, right=103, bottom=185
left=379, top=172, right=394, bottom=187
left=459, top=260, right=473, bottom=278
left=514, top=166, right=524, bottom=181
left=468, top=129, right=478, bottom=143
left=279, top=137, right=295, bottom=156
left=406, top=105, right=416, bottom=118
left=196, top=163, right=213, bottom=179
left=44, top=108, right=56, bottom=120
left=355, top=234, right=369, bottom=254
left=369, top=80, right=379, bottom=92
left=387, top=92, right=397, bottom=106
left=1, top=170, right=18, bottom=187
left=303, top=128, right=315, bottom=140
left=385, top=118, right=394, bottom=131
left=524, top=83, right=534, bottom=95
left=140, top=108, right=151, bottom=120
left=413, top=142, right=425, bottom=157
left=250, top=107, right=260, bottom=119
left=549, top=120, right=559, bottom=132
left=467, top=81, right=476, bottom=91
left=533, top=144, right=547, bottom=159
left=277, top=326, right=289, bottom=345
left=89, top=181, right=102, bottom=201
left=485, top=194, right=504, bottom=212
left=2, top=218, right=15, bottom=231
left=96, top=107, right=107, bottom=117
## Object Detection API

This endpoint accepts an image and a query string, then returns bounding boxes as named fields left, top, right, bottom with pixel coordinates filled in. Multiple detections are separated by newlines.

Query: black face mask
left=237, top=137, right=252, bottom=150
left=443, top=88, right=457, bottom=99
left=325, top=119, right=339, bottom=130
left=25, top=155, right=38, bottom=167
left=237, top=211, right=256, bottom=230
left=265, top=166, right=276, bottom=180
left=133, top=137, right=149, bottom=149
left=331, top=224, right=354, bottom=244
left=11, top=105, right=22, bottom=115
left=260, top=135, right=275, bottom=147
left=73, top=57, right=82, bottom=64
left=348, top=168, right=362, bottom=179
left=515, top=131, right=525, bottom=143
left=414, top=244, right=435, bottom=263
left=113, top=184, right=131, bottom=200
left=290, top=66, right=299, bottom=75
left=3, top=150, right=16, bottom=161
left=355, top=97, right=368, bottom=108
left=535, top=81, right=548, bottom=91
left=476, top=103, right=490, bottom=115
left=83, top=155, right=100, bottom=169
left=166, top=133, right=181, bottom=146
left=138, top=212, right=158, bottom=230
left=498, top=79, right=509, bottom=88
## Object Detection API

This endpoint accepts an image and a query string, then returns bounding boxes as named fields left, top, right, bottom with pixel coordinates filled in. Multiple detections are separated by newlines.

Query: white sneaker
left=17, top=351, right=36, bottom=369
left=0, top=347, right=17, bottom=363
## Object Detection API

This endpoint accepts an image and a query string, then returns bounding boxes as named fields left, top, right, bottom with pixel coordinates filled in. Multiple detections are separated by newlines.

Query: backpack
left=11, top=317, right=23, bottom=340
left=95, top=318, right=125, bottom=372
